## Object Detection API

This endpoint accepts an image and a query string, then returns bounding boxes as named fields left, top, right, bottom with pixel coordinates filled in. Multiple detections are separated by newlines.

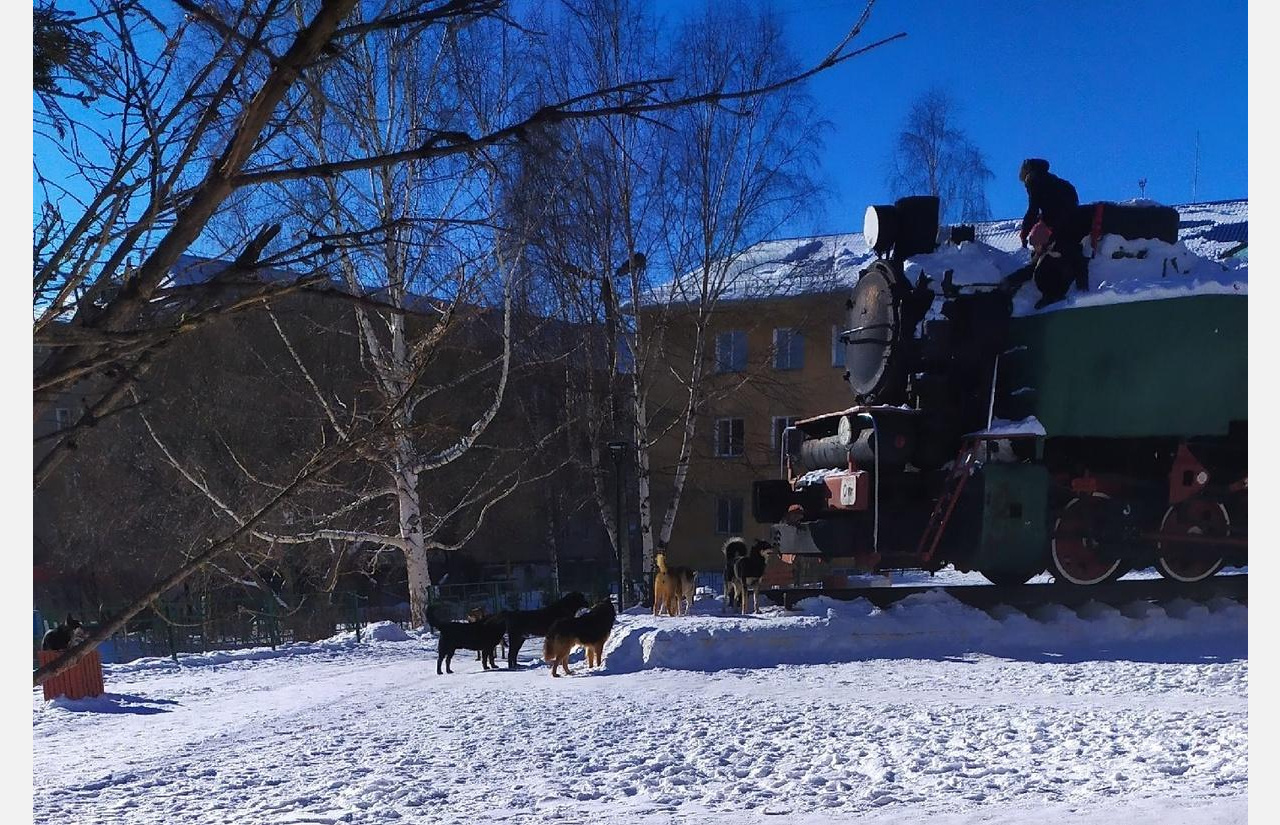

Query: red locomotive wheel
left=1050, top=493, right=1125, bottom=586
left=1156, top=499, right=1228, bottom=583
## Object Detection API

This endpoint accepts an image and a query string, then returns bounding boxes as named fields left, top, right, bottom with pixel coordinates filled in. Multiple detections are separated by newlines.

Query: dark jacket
left=1021, top=170, right=1079, bottom=237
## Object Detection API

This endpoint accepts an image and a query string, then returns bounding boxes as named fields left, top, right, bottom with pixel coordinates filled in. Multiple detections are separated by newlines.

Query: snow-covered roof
left=647, top=199, right=1247, bottom=315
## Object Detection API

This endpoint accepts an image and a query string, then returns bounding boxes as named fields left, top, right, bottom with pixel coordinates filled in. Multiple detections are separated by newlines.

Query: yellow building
left=642, top=232, right=872, bottom=572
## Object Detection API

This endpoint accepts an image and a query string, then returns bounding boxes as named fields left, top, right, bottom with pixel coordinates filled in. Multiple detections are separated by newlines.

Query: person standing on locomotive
left=1003, top=158, right=1089, bottom=308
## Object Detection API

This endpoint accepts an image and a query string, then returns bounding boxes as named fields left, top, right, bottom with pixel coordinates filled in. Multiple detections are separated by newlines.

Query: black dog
left=722, top=538, right=773, bottom=614
left=41, top=615, right=85, bottom=651
left=427, top=604, right=506, bottom=675
left=503, top=591, right=590, bottom=669
left=544, top=599, right=618, bottom=677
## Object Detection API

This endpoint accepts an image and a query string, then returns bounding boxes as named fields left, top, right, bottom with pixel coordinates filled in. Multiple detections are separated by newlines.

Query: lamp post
left=607, top=440, right=629, bottom=610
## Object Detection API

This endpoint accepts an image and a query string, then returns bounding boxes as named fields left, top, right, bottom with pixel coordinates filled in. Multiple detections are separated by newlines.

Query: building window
left=774, top=328, right=804, bottom=370
left=714, top=417, right=744, bottom=457
left=771, top=416, right=799, bottom=450
left=831, top=325, right=846, bottom=367
left=716, top=495, right=744, bottom=535
left=715, top=330, right=747, bottom=373
left=54, top=408, right=72, bottom=430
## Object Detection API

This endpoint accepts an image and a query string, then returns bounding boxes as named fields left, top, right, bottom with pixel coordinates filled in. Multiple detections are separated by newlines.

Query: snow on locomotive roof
left=646, top=198, right=1247, bottom=315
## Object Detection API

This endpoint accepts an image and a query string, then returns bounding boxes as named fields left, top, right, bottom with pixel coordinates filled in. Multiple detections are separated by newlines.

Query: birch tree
left=885, top=87, right=994, bottom=223
left=520, top=1, right=893, bottom=583
left=626, top=5, right=824, bottom=573
left=33, top=0, right=901, bottom=684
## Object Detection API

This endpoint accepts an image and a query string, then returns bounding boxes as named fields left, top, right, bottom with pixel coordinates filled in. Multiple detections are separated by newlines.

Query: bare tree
left=33, top=0, right=902, bottom=684
left=636, top=3, right=830, bottom=575
left=518, top=0, right=843, bottom=585
left=885, top=87, right=993, bottom=223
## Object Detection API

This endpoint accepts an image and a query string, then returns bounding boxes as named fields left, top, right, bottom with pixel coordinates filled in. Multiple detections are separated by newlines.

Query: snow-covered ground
left=32, top=585, right=1246, bottom=825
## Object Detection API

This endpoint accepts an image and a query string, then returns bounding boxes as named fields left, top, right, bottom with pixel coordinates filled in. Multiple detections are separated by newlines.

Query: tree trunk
left=633, top=386, right=656, bottom=575
left=656, top=324, right=708, bottom=552
left=396, top=466, right=430, bottom=627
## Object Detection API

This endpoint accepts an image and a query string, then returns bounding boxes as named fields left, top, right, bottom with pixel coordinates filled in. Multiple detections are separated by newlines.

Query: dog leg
left=561, top=655, right=574, bottom=676
left=437, top=653, right=444, bottom=675
left=508, top=635, right=524, bottom=669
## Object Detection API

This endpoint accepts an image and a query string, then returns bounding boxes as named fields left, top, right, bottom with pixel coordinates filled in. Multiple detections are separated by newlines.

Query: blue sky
left=31, top=1, right=1248, bottom=242
left=747, top=0, right=1248, bottom=236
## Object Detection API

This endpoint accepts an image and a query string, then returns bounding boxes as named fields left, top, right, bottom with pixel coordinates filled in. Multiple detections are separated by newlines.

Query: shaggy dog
left=653, top=553, right=697, bottom=617
left=427, top=604, right=506, bottom=675
left=544, top=599, right=617, bottom=677
left=503, top=591, right=590, bottom=669
left=722, top=537, right=774, bottom=614
left=41, top=615, right=86, bottom=651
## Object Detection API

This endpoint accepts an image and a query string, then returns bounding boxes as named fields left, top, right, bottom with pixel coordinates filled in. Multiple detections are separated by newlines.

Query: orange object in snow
left=37, top=649, right=104, bottom=701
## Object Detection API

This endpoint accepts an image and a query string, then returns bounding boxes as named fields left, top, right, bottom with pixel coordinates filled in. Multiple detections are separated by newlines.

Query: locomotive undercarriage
left=760, top=426, right=1247, bottom=586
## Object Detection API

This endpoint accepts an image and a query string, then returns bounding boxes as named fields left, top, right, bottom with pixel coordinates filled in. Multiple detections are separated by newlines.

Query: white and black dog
left=722, top=538, right=774, bottom=614
left=41, top=615, right=86, bottom=651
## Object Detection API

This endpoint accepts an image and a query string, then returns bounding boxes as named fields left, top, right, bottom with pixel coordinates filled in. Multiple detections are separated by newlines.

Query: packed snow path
left=33, top=594, right=1246, bottom=825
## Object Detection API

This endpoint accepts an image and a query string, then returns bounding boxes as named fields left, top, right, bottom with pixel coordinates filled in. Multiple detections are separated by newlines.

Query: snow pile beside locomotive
left=647, top=198, right=1245, bottom=311
left=600, top=589, right=1245, bottom=674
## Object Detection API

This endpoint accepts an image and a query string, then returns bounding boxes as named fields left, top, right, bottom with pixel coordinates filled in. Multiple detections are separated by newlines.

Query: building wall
left=33, top=291, right=612, bottom=610
left=644, top=291, right=855, bottom=571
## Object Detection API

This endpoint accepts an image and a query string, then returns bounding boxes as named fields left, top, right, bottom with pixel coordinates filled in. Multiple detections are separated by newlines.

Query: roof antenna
left=1138, top=178, right=1147, bottom=198
left=1192, top=130, right=1200, bottom=202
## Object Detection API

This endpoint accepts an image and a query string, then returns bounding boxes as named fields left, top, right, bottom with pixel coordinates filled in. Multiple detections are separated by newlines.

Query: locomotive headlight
left=838, top=414, right=854, bottom=446
left=864, top=205, right=898, bottom=256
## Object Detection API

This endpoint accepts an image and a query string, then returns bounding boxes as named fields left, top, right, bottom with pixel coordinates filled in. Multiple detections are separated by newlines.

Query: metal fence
left=33, top=576, right=616, bottom=666
left=34, top=569, right=729, bottom=667
left=34, top=591, right=395, bottom=665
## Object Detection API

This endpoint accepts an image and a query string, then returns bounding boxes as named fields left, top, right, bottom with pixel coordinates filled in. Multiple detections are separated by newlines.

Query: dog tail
left=425, top=602, right=445, bottom=633
left=655, top=553, right=669, bottom=574
left=722, top=536, right=748, bottom=560
left=543, top=633, right=558, bottom=661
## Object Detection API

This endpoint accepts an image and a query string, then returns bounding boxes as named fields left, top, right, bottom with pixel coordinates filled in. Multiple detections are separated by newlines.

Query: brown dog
left=653, top=553, right=697, bottom=616
left=544, top=599, right=617, bottom=677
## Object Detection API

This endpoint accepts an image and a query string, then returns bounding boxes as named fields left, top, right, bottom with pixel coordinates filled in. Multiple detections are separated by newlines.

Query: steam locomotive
left=752, top=196, right=1247, bottom=586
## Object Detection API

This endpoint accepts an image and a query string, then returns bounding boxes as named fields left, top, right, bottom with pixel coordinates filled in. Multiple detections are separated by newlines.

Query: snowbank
left=101, top=620, right=422, bottom=676
left=600, top=589, right=1245, bottom=675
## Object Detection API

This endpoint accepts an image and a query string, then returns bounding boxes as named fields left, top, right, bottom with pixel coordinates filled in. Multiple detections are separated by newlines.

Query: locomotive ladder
left=915, top=439, right=981, bottom=562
